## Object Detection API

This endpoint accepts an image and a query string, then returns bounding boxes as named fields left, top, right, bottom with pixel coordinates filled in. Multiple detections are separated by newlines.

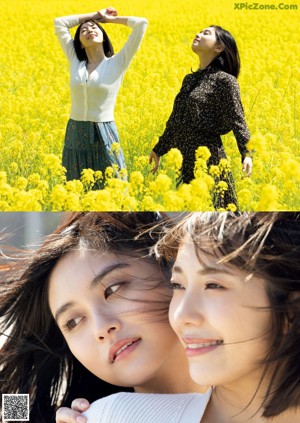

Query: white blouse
left=54, top=15, right=148, bottom=122
left=83, top=390, right=212, bottom=423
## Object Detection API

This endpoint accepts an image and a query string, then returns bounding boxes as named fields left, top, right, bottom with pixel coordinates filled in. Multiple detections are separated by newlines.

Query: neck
left=204, top=375, right=299, bottom=423
left=133, top=343, right=207, bottom=394
left=85, top=45, right=106, bottom=64
left=197, top=52, right=218, bottom=70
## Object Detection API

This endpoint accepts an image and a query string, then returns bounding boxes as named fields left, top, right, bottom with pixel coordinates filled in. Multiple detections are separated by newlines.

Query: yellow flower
left=81, top=168, right=95, bottom=188
left=50, top=185, right=67, bottom=211
left=226, top=203, right=237, bottom=212
left=257, top=185, right=281, bottom=211
left=110, top=142, right=121, bottom=156
left=14, top=177, right=28, bottom=191
left=0, top=172, right=7, bottom=184
left=164, top=148, right=183, bottom=176
left=9, top=162, right=18, bottom=173
left=65, top=179, right=84, bottom=193
left=195, top=146, right=211, bottom=162
left=94, top=171, right=103, bottom=182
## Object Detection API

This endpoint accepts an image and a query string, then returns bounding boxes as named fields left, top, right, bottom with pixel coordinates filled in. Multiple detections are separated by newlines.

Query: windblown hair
left=208, top=25, right=241, bottom=78
left=74, top=20, right=114, bottom=61
left=155, top=212, right=300, bottom=418
left=0, top=212, right=172, bottom=423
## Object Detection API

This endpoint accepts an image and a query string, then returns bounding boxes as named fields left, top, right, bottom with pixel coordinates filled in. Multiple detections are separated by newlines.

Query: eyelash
left=103, top=282, right=122, bottom=299
left=169, top=281, right=224, bottom=290
left=61, top=283, right=124, bottom=333
left=62, top=316, right=83, bottom=333
left=82, top=26, right=97, bottom=32
left=169, top=281, right=184, bottom=290
left=205, top=282, right=224, bottom=289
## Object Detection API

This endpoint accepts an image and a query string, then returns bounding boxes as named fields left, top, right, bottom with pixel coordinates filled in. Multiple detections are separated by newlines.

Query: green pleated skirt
left=62, top=119, right=126, bottom=186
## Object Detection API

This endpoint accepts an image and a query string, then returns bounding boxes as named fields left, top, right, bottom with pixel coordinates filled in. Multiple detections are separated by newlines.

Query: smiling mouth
left=186, top=340, right=223, bottom=348
left=113, top=339, right=141, bottom=362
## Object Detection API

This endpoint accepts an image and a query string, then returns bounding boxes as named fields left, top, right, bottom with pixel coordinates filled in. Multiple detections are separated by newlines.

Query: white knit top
left=83, top=390, right=212, bottom=423
left=54, top=15, right=148, bottom=122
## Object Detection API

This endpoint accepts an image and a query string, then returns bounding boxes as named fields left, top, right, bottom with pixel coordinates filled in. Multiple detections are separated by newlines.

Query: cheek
left=64, top=332, right=93, bottom=364
left=168, top=295, right=181, bottom=332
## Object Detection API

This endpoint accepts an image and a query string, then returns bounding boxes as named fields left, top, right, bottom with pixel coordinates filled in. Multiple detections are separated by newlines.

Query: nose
left=170, top=290, right=204, bottom=329
left=93, top=313, right=121, bottom=342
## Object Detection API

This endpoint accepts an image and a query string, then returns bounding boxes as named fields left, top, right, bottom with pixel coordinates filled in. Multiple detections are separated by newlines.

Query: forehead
left=200, top=26, right=216, bottom=34
left=81, top=21, right=99, bottom=30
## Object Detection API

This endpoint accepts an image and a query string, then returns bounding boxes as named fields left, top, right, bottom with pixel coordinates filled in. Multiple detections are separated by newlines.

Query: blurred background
left=0, top=212, right=185, bottom=248
left=0, top=213, right=63, bottom=247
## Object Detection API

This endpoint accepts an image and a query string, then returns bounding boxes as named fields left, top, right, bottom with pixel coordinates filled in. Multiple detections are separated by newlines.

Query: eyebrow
left=81, top=23, right=96, bottom=30
left=90, top=262, right=130, bottom=288
left=54, top=262, right=131, bottom=323
left=172, top=264, right=234, bottom=276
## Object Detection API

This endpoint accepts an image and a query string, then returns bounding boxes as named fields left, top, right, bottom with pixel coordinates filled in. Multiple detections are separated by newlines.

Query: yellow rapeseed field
left=1, top=0, right=299, bottom=211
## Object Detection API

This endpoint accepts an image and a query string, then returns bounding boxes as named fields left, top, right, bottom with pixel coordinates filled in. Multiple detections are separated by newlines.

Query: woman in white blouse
left=54, top=7, right=148, bottom=186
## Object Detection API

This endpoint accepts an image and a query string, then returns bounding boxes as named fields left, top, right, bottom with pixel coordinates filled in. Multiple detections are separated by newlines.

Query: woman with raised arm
left=149, top=26, right=253, bottom=210
left=54, top=7, right=148, bottom=185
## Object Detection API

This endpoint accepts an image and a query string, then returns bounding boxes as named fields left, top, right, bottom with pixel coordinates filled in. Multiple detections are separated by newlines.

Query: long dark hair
left=209, top=25, right=241, bottom=78
left=0, top=212, right=172, bottom=423
left=155, top=212, right=300, bottom=418
left=74, top=20, right=114, bottom=61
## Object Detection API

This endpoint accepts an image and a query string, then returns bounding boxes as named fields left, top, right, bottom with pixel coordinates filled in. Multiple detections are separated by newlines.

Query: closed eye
left=169, top=281, right=184, bottom=290
left=205, top=282, right=224, bottom=289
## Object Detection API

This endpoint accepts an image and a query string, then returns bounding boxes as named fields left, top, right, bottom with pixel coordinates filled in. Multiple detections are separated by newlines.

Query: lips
left=184, top=339, right=223, bottom=348
left=182, top=337, right=223, bottom=355
left=109, top=338, right=141, bottom=363
left=88, top=34, right=97, bottom=39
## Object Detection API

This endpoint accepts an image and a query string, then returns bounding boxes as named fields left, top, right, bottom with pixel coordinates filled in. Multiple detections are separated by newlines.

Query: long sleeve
left=54, top=15, right=79, bottom=63
left=53, top=16, right=148, bottom=123
left=152, top=111, right=178, bottom=157
left=152, top=75, right=190, bottom=157
left=219, top=75, right=251, bottom=160
left=113, top=17, right=148, bottom=71
left=83, top=391, right=211, bottom=423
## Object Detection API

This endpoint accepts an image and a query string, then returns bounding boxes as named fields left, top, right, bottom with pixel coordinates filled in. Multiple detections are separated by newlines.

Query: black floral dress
left=152, top=64, right=251, bottom=209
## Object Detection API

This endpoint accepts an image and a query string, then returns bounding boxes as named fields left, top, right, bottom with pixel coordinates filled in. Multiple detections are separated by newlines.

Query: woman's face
left=192, top=26, right=222, bottom=55
left=169, top=236, right=273, bottom=389
left=79, top=21, right=104, bottom=48
left=48, top=250, right=182, bottom=391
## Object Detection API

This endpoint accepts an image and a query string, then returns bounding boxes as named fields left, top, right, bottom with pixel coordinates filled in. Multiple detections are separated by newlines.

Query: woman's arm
left=220, top=75, right=253, bottom=176
left=54, top=7, right=117, bottom=61
left=108, top=15, right=148, bottom=71
left=54, top=15, right=80, bottom=62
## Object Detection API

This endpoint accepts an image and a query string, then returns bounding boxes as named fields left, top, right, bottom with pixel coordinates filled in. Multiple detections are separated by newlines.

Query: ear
left=215, top=43, right=225, bottom=54
left=283, top=291, right=300, bottom=334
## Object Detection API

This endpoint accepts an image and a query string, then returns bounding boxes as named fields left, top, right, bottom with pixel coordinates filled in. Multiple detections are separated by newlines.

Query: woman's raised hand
left=242, top=156, right=252, bottom=177
left=97, top=7, right=118, bottom=22
left=55, top=398, right=90, bottom=423
left=149, top=150, right=161, bottom=174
